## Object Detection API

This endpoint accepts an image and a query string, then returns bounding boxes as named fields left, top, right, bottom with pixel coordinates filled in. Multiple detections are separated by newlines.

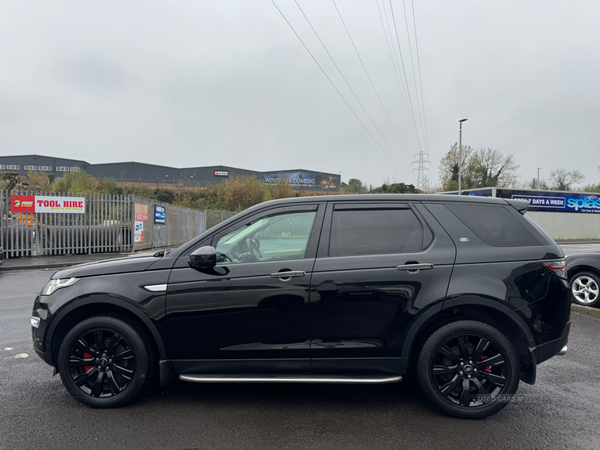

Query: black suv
left=31, top=195, right=570, bottom=419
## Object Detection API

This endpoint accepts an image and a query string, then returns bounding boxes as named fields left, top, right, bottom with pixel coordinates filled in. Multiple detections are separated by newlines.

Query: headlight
left=41, top=278, right=80, bottom=296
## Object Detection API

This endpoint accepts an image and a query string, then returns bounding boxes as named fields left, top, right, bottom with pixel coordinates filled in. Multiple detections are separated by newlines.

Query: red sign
left=135, top=203, right=149, bottom=222
left=11, top=195, right=85, bottom=214
left=11, top=195, right=36, bottom=213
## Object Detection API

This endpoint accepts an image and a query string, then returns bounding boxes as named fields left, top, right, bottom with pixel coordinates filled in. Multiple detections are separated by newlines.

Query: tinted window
left=215, top=211, right=316, bottom=264
left=446, top=204, right=538, bottom=247
left=329, top=208, right=423, bottom=257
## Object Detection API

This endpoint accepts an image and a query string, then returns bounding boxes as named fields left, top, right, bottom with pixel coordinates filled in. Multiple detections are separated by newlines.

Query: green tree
left=372, top=183, right=420, bottom=194
left=220, top=176, right=270, bottom=211
left=51, top=170, right=98, bottom=193
left=0, top=172, right=19, bottom=191
left=25, top=171, right=53, bottom=192
left=96, top=178, right=124, bottom=195
left=438, top=143, right=474, bottom=191
left=269, top=178, right=296, bottom=200
left=122, top=184, right=153, bottom=197
left=154, top=188, right=175, bottom=203
left=340, top=178, right=368, bottom=194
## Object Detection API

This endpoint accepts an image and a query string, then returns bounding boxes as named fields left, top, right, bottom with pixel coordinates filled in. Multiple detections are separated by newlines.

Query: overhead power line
left=293, top=0, right=410, bottom=166
left=375, top=0, right=420, bottom=153
left=401, top=0, right=427, bottom=153
left=270, top=0, right=410, bottom=172
left=410, top=0, right=430, bottom=153
left=388, top=0, right=423, bottom=154
left=331, top=0, right=412, bottom=159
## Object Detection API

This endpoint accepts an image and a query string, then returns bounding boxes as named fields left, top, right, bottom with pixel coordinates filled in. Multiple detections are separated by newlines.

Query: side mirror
left=188, top=246, right=217, bottom=269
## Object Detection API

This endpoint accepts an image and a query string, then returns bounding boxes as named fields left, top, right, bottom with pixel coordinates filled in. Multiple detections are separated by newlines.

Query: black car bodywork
left=32, top=194, right=571, bottom=418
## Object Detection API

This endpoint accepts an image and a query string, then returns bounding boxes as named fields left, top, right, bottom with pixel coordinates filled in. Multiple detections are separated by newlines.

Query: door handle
left=396, top=263, right=434, bottom=273
left=271, top=271, right=306, bottom=279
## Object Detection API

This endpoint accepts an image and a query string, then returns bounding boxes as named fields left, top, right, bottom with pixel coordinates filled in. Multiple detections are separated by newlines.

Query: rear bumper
left=535, top=320, right=571, bottom=365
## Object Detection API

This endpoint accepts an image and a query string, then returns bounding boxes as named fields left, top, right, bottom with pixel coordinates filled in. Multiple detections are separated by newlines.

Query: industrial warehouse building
left=0, top=154, right=341, bottom=192
left=442, top=187, right=600, bottom=240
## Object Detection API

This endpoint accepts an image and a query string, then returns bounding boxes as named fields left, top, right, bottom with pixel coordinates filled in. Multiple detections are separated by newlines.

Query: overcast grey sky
left=1, top=0, right=599, bottom=188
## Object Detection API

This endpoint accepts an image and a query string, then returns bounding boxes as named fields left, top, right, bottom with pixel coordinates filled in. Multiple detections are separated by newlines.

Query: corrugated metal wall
left=133, top=197, right=209, bottom=252
left=527, top=211, right=600, bottom=240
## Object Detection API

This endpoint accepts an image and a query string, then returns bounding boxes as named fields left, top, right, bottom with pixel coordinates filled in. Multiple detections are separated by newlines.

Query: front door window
left=215, top=211, right=317, bottom=264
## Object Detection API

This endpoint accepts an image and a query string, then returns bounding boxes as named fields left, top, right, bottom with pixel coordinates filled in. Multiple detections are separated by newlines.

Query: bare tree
left=469, top=148, right=519, bottom=188
left=523, top=177, right=549, bottom=190
left=438, top=145, right=519, bottom=191
left=549, top=169, right=585, bottom=191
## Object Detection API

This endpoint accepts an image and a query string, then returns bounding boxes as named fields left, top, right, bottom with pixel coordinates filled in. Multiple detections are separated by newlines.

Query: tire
left=57, top=315, right=154, bottom=408
left=570, top=271, right=600, bottom=307
left=417, top=320, right=520, bottom=419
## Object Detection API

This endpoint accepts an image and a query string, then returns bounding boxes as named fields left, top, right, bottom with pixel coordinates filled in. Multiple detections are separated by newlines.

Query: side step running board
left=179, top=374, right=403, bottom=384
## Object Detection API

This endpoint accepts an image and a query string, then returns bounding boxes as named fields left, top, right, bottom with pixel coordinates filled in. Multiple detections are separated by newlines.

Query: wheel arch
left=47, top=296, right=168, bottom=374
left=402, top=297, right=536, bottom=384
left=568, top=265, right=600, bottom=283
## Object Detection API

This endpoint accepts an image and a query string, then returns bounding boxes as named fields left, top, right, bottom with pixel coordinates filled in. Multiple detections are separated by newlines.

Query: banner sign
left=509, top=195, right=566, bottom=209
left=263, top=172, right=340, bottom=191
left=154, top=205, right=166, bottom=224
left=134, top=203, right=149, bottom=221
left=264, top=172, right=317, bottom=188
left=134, top=221, right=144, bottom=242
left=11, top=195, right=85, bottom=214
left=460, top=189, right=600, bottom=214
left=501, top=189, right=600, bottom=214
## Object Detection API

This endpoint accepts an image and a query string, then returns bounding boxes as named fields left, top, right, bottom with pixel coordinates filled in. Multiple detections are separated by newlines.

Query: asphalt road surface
left=1, top=268, right=599, bottom=450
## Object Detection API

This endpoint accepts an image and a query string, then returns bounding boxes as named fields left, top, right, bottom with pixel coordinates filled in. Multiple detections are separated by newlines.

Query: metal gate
left=0, top=190, right=133, bottom=258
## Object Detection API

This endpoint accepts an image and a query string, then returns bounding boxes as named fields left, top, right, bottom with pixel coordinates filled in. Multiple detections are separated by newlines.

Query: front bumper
left=33, top=346, right=54, bottom=366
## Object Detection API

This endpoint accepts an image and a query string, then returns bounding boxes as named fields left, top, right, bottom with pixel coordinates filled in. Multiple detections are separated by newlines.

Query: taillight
left=542, top=260, right=567, bottom=279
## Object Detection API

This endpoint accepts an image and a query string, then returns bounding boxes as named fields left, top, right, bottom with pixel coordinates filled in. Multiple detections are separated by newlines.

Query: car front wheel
left=570, top=272, right=600, bottom=307
left=57, top=315, right=154, bottom=408
left=417, top=320, right=520, bottom=419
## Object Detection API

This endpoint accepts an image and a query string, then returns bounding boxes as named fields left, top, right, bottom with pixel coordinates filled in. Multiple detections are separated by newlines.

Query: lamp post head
left=459, top=118, right=468, bottom=123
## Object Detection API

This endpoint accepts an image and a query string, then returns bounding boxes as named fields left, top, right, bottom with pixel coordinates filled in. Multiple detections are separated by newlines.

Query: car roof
left=254, top=193, right=512, bottom=208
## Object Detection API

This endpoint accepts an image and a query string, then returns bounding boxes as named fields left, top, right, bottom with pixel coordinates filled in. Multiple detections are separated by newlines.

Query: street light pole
left=537, top=167, right=542, bottom=189
left=458, top=119, right=468, bottom=194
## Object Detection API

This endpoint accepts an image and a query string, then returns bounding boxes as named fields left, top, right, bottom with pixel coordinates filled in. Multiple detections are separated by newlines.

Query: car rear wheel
left=57, top=315, right=153, bottom=408
left=417, top=320, right=520, bottom=419
left=570, top=272, right=600, bottom=307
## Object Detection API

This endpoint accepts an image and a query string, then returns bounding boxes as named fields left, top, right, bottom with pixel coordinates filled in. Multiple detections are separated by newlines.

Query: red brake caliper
left=83, top=353, right=93, bottom=372
left=480, top=355, right=491, bottom=372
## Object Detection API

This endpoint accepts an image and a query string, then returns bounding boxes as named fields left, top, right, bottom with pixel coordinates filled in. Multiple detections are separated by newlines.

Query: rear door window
left=445, top=204, right=538, bottom=247
left=329, top=207, right=424, bottom=257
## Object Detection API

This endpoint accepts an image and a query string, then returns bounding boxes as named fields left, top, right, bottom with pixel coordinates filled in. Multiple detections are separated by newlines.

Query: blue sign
left=446, top=189, right=600, bottom=214
left=154, top=205, right=166, bottom=224
left=497, top=189, right=600, bottom=214
left=510, top=195, right=566, bottom=209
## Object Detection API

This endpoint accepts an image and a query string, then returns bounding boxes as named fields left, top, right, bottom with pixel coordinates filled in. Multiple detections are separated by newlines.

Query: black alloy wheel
left=418, top=320, right=520, bottom=419
left=57, top=316, right=153, bottom=408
